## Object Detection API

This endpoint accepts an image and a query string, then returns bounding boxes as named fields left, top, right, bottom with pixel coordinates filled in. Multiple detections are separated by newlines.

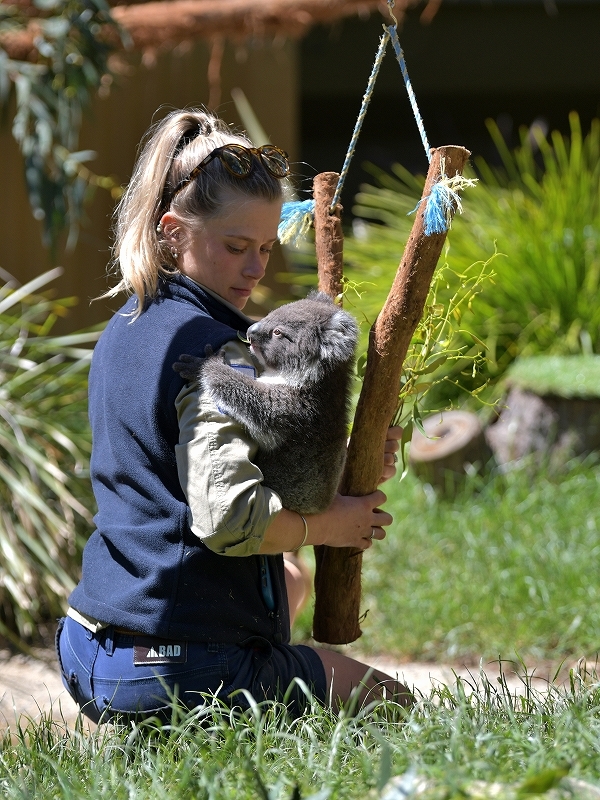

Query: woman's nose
left=243, top=251, right=267, bottom=279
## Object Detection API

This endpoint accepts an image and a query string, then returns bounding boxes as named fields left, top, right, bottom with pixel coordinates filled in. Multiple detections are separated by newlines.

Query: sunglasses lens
left=220, top=146, right=253, bottom=176
left=260, top=146, right=289, bottom=177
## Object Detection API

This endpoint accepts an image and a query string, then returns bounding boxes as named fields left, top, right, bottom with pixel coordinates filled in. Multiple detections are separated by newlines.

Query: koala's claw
left=173, top=352, right=205, bottom=382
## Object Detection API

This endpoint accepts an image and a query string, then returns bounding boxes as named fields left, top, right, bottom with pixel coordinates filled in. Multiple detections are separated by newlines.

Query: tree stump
left=485, top=356, right=600, bottom=466
left=409, top=410, right=492, bottom=494
left=486, top=389, right=600, bottom=465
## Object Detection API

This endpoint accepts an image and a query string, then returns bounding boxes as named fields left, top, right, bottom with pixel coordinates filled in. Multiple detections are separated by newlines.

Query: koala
left=173, top=292, right=359, bottom=514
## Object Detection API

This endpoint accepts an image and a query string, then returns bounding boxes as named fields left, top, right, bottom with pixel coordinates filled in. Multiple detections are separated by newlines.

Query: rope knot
left=410, top=159, right=478, bottom=236
left=278, top=199, right=316, bottom=247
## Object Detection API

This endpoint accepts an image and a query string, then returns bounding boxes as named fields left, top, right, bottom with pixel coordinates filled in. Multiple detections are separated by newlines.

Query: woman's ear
left=159, top=212, right=181, bottom=244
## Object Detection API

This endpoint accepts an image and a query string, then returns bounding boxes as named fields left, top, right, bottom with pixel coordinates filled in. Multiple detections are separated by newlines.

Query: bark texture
left=314, top=172, right=344, bottom=301
left=312, top=145, right=471, bottom=644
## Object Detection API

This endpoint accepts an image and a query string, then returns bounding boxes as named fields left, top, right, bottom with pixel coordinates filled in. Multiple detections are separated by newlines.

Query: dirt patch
left=0, top=648, right=82, bottom=730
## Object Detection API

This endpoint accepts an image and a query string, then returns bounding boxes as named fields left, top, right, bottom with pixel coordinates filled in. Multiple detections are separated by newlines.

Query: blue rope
left=329, top=28, right=391, bottom=213
left=385, top=2, right=475, bottom=236
left=416, top=182, right=455, bottom=236
left=278, top=0, right=460, bottom=243
left=387, top=23, right=431, bottom=163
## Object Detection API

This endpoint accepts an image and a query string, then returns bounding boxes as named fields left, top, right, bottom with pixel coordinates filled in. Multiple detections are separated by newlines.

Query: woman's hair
left=108, top=108, right=286, bottom=311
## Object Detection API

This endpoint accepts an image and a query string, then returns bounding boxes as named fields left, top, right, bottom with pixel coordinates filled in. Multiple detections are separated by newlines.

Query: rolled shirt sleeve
left=175, top=339, right=283, bottom=556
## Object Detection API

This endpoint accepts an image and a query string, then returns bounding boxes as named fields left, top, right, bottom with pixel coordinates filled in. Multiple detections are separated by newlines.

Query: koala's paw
left=172, top=353, right=205, bottom=382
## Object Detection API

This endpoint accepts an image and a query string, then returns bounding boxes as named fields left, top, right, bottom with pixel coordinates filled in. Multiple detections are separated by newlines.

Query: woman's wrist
left=293, top=513, right=309, bottom=550
left=259, top=508, right=319, bottom=553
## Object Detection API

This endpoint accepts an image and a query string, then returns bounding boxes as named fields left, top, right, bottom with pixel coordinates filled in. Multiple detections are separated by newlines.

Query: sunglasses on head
left=164, top=144, right=290, bottom=209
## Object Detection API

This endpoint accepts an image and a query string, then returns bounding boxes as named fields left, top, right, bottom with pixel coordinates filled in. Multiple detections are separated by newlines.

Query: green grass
left=4, top=674, right=600, bottom=798
left=505, top=355, right=600, bottom=399
left=3, top=463, right=600, bottom=798
left=360, top=458, right=600, bottom=664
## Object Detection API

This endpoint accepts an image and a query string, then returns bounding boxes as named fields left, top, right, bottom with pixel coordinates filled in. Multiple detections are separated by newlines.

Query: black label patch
left=133, top=636, right=188, bottom=665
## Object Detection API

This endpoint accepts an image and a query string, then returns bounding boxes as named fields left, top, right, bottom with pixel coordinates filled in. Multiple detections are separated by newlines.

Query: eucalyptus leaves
left=0, top=0, right=123, bottom=253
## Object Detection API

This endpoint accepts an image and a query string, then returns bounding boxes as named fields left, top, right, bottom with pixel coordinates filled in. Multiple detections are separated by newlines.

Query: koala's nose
left=246, top=322, right=258, bottom=340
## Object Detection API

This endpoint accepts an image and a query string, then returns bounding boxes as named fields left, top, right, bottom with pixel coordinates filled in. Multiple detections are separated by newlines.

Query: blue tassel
left=278, top=199, right=315, bottom=247
left=423, top=181, right=455, bottom=235
left=409, top=170, right=477, bottom=236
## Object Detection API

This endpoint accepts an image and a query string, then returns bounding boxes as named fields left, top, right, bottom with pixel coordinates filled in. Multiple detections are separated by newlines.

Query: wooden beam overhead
left=1, top=0, right=404, bottom=61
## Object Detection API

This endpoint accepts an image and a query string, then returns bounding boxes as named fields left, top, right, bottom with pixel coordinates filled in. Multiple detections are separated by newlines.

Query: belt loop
left=104, top=626, right=115, bottom=657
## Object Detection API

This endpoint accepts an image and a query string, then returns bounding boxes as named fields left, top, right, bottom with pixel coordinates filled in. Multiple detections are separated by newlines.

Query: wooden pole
left=312, top=144, right=471, bottom=644
left=313, top=172, right=344, bottom=301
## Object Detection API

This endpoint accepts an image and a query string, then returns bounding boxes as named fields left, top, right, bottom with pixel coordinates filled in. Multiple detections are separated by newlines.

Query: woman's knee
left=313, top=647, right=414, bottom=712
left=283, top=551, right=312, bottom=626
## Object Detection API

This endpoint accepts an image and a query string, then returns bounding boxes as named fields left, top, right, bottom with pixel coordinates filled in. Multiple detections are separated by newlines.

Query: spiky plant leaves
left=0, top=269, right=101, bottom=644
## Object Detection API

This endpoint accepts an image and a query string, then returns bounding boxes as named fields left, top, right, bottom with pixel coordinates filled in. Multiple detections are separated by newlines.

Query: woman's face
left=162, top=189, right=282, bottom=310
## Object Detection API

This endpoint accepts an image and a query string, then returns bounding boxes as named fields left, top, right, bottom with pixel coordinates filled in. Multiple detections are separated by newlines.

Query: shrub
left=346, top=112, right=600, bottom=405
left=0, top=268, right=101, bottom=645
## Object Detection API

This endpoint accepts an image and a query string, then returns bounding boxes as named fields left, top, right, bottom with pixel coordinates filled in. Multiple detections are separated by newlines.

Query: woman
left=56, top=109, right=412, bottom=722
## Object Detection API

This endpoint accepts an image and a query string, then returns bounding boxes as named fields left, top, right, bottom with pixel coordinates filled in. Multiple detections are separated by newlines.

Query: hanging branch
left=312, top=144, right=471, bottom=645
left=0, top=0, right=401, bottom=60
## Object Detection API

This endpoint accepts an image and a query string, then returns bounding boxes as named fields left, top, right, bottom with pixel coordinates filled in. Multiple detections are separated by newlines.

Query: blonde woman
left=55, top=109, right=412, bottom=722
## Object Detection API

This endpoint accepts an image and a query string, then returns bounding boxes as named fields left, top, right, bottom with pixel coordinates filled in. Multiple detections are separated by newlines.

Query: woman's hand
left=379, top=425, right=402, bottom=484
left=309, top=490, right=392, bottom=550
left=259, top=490, right=392, bottom=554
left=259, top=425, right=402, bottom=555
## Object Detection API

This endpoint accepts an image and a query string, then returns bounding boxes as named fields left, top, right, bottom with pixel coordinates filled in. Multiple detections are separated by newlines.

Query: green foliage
left=0, top=268, right=100, bottom=644
left=345, top=256, right=495, bottom=447
left=348, top=112, right=600, bottom=404
left=0, top=0, right=123, bottom=253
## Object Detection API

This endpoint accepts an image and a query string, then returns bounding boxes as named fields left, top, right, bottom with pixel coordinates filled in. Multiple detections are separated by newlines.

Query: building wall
left=0, top=38, right=299, bottom=331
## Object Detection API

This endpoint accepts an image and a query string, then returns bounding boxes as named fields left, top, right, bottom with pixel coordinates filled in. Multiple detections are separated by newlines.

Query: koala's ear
left=320, top=310, right=359, bottom=363
left=310, top=291, right=334, bottom=306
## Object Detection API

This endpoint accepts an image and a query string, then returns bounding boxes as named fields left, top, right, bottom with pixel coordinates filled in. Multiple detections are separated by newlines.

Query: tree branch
left=312, top=145, right=471, bottom=645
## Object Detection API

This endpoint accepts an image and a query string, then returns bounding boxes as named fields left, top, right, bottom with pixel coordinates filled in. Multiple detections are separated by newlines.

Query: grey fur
left=173, top=292, right=359, bottom=514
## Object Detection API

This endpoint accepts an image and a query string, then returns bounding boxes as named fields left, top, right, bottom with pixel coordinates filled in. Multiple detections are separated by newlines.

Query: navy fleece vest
left=69, top=275, right=290, bottom=644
